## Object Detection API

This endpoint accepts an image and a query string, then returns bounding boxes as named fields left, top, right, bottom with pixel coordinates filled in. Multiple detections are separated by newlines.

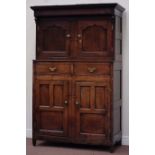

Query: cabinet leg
left=117, top=140, right=122, bottom=146
left=109, top=145, right=114, bottom=153
left=32, top=138, right=36, bottom=146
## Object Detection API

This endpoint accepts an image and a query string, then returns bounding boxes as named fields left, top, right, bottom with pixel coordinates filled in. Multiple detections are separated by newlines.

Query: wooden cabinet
left=31, top=3, right=125, bottom=152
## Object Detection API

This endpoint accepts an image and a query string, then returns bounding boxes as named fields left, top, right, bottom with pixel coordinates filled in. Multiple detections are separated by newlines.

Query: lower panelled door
left=35, top=80, right=69, bottom=139
left=74, top=81, right=111, bottom=145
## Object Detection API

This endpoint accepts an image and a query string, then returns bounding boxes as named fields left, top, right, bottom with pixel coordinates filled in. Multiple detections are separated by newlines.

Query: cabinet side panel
left=33, top=62, right=37, bottom=142
left=112, top=14, right=123, bottom=144
left=113, top=63, right=122, bottom=144
left=114, top=16, right=122, bottom=61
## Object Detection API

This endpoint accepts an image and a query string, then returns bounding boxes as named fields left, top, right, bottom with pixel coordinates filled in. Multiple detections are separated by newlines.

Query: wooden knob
left=66, top=34, right=71, bottom=38
left=64, top=100, right=68, bottom=106
left=77, top=34, right=82, bottom=38
left=75, top=101, right=80, bottom=108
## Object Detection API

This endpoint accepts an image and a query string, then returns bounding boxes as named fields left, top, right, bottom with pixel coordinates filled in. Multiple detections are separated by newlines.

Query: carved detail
left=81, top=25, right=107, bottom=51
left=42, top=25, right=66, bottom=51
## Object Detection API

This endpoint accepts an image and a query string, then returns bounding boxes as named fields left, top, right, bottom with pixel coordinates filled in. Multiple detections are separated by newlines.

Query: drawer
left=34, top=62, right=71, bottom=75
left=74, top=63, right=111, bottom=75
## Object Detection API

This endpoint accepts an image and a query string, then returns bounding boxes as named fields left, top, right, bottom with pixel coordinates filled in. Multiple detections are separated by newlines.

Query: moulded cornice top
left=31, top=3, right=125, bottom=11
left=31, top=3, right=125, bottom=17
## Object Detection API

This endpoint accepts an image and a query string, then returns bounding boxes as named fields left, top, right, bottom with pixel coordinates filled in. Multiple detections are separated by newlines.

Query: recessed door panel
left=80, top=86, right=91, bottom=109
left=82, top=25, right=107, bottom=51
left=39, top=83, right=50, bottom=107
left=80, top=113, right=105, bottom=134
left=42, top=26, right=66, bottom=51
left=40, top=111, right=63, bottom=131
left=95, top=86, right=105, bottom=109
left=36, top=80, right=69, bottom=137
left=53, top=84, right=64, bottom=107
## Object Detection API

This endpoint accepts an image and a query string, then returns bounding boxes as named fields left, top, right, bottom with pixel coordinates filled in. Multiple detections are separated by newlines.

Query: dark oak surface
left=31, top=3, right=124, bottom=10
left=32, top=3, right=125, bottom=152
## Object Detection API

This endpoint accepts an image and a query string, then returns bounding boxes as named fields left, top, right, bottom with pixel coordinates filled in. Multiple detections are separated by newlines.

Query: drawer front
left=34, top=62, right=71, bottom=75
left=74, top=63, right=111, bottom=76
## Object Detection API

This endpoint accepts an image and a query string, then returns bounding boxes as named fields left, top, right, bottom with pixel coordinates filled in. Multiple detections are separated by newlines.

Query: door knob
left=79, top=39, right=82, bottom=44
left=77, top=34, right=82, bottom=43
left=64, top=100, right=68, bottom=106
left=77, top=34, right=82, bottom=38
left=66, top=34, right=71, bottom=38
left=75, top=101, right=80, bottom=108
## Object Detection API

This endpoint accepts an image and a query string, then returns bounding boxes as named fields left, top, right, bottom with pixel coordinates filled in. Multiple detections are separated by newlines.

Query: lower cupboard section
left=33, top=77, right=114, bottom=146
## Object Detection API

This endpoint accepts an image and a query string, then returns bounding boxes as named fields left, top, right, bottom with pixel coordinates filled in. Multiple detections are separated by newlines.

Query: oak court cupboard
left=31, top=3, right=125, bottom=152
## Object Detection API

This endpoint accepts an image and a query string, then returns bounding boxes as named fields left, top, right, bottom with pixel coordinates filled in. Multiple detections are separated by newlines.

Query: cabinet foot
left=109, top=145, right=114, bottom=153
left=32, top=139, right=36, bottom=146
left=117, top=140, right=122, bottom=146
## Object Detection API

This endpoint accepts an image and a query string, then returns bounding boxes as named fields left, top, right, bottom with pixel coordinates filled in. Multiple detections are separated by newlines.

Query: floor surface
left=26, top=138, right=129, bottom=155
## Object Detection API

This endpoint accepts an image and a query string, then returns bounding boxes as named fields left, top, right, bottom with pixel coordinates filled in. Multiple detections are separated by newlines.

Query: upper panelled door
left=75, top=81, right=111, bottom=144
left=76, top=19, right=113, bottom=57
left=35, top=80, right=69, bottom=137
left=37, top=20, right=72, bottom=59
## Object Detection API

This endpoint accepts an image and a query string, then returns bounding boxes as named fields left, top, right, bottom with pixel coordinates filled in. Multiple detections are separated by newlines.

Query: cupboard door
left=76, top=19, right=113, bottom=57
left=35, top=80, right=69, bottom=137
left=75, top=81, right=111, bottom=144
left=37, top=20, right=72, bottom=59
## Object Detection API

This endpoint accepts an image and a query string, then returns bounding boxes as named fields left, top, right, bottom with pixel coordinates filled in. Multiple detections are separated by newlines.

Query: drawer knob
left=88, top=67, right=96, bottom=73
left=49, top=67, right=57, bottom=72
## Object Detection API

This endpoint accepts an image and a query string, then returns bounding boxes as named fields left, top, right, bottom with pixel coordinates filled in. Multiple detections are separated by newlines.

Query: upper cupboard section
left=36, top=17, right=113, bottom=60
